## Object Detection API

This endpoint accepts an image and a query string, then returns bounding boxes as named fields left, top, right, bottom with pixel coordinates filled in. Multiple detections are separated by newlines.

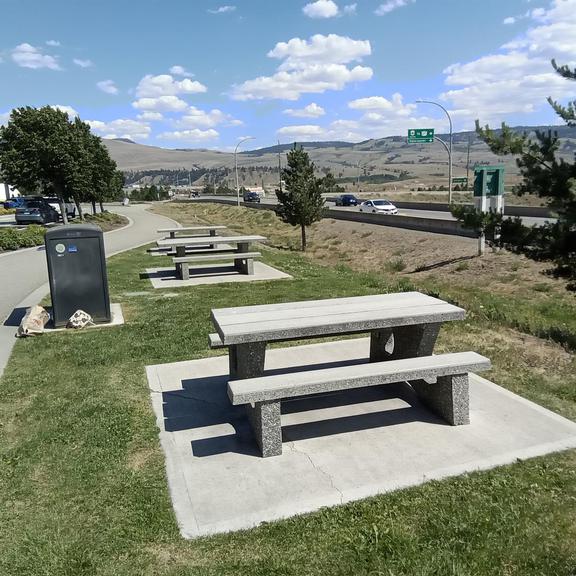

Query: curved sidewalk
left=0, top=203, right=178, bottom=377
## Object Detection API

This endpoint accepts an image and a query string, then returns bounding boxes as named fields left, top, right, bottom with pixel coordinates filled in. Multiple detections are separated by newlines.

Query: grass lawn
left=1, top=204, right=575, bottom=575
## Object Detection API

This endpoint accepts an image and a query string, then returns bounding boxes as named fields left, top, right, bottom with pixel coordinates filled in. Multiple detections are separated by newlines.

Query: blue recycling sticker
left=68, top=245, right=78, bottom=253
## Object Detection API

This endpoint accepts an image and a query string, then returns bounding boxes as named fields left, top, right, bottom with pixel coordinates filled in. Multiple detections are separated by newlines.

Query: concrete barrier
left=178, top=197, right=477, bottom=238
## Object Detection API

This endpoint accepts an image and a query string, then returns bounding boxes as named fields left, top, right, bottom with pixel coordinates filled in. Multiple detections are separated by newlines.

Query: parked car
left=3, top=196, right=26, bottom=210
left=243, top=191, right=261, bottom=203
left=43, top=196, right=76, bottom=220
left=15, top=198, right=60, bottom=225
left=335, top=194, right=359, bottom=207
left=358, top=199, right=398, bottom=215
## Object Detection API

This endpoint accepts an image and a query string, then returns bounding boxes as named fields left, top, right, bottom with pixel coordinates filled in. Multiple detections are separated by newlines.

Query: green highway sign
left=407, top=128, right=434, bottom=144
left=452, top=177, right=468, bottom=184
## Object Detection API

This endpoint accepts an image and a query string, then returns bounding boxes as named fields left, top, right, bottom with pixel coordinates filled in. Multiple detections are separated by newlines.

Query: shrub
left=0, top=225, right=46, bottom=251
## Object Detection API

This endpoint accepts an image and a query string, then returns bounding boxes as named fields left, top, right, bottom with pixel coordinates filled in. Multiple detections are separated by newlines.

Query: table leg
left=369, top=322, right=441, bottom=362
left=246, top=400, right=282, bottom=457
left=209, top=229, right=216, bottom=249
left=175, top=245, right=186, bottom=279
left=234, top=242, right=251, bottom=275
left=170, top=231, right=176, bottom=239
left=229, top=341, right=267, bottom=380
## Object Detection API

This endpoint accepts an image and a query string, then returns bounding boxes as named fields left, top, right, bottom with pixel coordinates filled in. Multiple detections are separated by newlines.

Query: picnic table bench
left=157, top=225, right=227, bottom=239
left=157, top=235, right=267, bottom=279
left=210, top=292, right=490, bottom=457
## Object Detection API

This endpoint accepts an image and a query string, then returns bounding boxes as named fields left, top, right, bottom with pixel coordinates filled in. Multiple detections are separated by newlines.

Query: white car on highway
left=358, top=199, right=398, bottom=215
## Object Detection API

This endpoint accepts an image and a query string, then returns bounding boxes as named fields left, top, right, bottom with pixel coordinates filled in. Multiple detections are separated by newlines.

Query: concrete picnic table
left=211, top=291, right=466, bottom=380
left=156, top=234, right=267, bottom=278
left=157, top=225, right=227, bottom=239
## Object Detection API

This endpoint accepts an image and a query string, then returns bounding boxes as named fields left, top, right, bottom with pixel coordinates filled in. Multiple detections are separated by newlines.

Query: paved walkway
left=0, top=203, right=178, bottom=376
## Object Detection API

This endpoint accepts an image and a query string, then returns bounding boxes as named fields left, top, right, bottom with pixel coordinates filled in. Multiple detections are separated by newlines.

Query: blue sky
left=1, top=0, right=574, bottom=150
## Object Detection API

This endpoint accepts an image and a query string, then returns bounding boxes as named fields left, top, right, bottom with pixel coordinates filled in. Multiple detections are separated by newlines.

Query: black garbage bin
left=45, top=224, right=111, bottom=327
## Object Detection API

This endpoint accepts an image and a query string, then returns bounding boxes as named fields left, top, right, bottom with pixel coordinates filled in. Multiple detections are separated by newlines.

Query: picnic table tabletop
left=156, top=235, right=267, bottom=248
left=157, top=225, right=227, bottom=233
left=211, top=291, right=465, bottom=345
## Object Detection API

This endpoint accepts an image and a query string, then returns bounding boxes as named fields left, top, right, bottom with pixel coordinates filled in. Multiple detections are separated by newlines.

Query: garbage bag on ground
left=16, top=305, right=50, bottom=338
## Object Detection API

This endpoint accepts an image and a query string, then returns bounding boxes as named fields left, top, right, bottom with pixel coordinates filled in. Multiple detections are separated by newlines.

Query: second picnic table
left=156, top=234, right=267, bottom=279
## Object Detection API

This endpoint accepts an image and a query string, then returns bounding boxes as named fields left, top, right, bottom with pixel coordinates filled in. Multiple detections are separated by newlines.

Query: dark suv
left=15, top=198, right=59, bottom=225
left=335, top=194, right=359, bottom=207
left=243, top=191, right=261, bottom=203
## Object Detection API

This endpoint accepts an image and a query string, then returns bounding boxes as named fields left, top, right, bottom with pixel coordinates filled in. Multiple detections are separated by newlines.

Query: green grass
left=1, top=239, right=576, bottom=575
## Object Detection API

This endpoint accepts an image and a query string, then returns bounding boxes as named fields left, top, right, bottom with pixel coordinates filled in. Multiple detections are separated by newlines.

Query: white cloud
left=132, top=95, right=189, bottom=112
left=231, top=34, right=372, bottom=100
left=169, top=65, right=194, bottom=77
left=97, top=80, right=119, bottom=95
left=175, top=106, right=240, bottom=128
left=348, top=93, right=415, bottom=116
left=137, top=111, right=164, bottom=121
left=503, top=16, right=516, bottom=25
left=11, top=43, right=61, bottom=70
left=46, top=40, right=60, bottom=47
left=269, top=34, right=371, bottom=69
left=73, top=58, right=93, bottom=68
left=277, top=125, right=327, bottom=139
left=207, top=5, right=236, bottom=14
left=157, top=128, right=219, bottom=142
left=88, top=118, right=151, bottom=140
left=344, top=3, right=357, bottom=14
left=50, top=105, right=79, bottom=118
left=135, top=74, right=207, bottom=98
left=303, top=0, right=339, bottom=19
left=440, top=0, right=576, bottom=126
left=375, top=0, right=415, bottom=16
left=283, top=102, right=325, bottom=117
left=0, top=111, right=10, bottom=126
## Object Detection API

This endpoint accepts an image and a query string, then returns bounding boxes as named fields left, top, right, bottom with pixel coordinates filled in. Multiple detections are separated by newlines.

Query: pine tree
left=276, top=145, right=325, bottom=251
left=474, top=59, right=576, bottom=284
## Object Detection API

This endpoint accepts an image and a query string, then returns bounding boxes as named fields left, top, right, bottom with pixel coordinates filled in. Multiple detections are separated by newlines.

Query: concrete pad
left=44, top=303, right=125, bottom=332
left=145, top=262, right=291, bottom=289
left=145, top=338, right=576, bottom=539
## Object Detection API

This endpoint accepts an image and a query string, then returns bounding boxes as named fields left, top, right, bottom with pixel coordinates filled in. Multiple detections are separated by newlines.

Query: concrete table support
left=234, top=242, right=254, bottom=275
left=246, top=400, right=282, bottom=457
left=229, top=341, right=267, bottom=380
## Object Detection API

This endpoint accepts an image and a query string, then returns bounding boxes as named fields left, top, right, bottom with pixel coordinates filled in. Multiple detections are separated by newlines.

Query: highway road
left=205, top=195, right=554, bottom=228
left=0, top=203, right=178, bottom=376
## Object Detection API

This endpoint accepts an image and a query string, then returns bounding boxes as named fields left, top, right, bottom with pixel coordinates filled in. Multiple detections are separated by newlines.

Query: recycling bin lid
left=45, top=224, right=103, bottom=240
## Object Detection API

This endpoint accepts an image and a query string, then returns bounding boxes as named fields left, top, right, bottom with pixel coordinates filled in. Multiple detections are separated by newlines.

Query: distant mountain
left=103, top=124, right=576, bottom=189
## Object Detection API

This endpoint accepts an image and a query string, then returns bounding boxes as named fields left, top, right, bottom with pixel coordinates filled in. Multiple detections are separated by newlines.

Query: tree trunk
left=58, top=198, right=69, bottom=225
left=91, top=200, right=96, bottom=215
left=99, top=201, right=105, bottom=213
left=76, top=200, right=84, bottom=221
left=301, top=224, right=307, bottom=252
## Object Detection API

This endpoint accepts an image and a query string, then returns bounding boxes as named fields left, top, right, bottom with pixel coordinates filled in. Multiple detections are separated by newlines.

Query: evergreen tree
left=474, top=59, right=576, bottom=284
left=276, top=145, right=325, bottom=251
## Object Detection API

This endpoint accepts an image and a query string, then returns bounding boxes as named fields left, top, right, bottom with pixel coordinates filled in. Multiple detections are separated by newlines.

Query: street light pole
left=416, top=99, right=453, bottom=204
left=235, top=136, right=255, bottom=207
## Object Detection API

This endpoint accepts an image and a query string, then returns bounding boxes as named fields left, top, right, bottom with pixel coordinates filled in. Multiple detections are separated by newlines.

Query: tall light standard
left=235, top=136, right=255, bottom=207
left=416, top=100, right=453, bottom=203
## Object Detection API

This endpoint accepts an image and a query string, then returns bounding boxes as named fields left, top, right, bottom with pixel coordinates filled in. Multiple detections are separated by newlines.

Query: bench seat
left=209, top=333, right=225, bottom=348
left=172, top=252, right=261, bottom=279
left=228, top=351, right=491, bottom=457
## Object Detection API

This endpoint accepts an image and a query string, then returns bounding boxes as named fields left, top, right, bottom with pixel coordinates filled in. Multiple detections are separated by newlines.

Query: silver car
left=359, top=199, right=398, bottom=215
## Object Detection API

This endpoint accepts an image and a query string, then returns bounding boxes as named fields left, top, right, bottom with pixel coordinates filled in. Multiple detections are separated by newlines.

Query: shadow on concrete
left=143, top=265, right=243, bottom=282
left=167, top=367, right=443, bottom=458
left=3, top=307, right=28, bottom=327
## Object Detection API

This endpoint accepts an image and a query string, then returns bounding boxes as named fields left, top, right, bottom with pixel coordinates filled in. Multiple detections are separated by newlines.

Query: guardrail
left=177, top=197, right=477, bottom=238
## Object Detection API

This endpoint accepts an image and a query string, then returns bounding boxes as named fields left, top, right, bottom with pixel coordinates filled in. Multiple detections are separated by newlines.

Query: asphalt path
left=0, top=203, right=178, bottom=376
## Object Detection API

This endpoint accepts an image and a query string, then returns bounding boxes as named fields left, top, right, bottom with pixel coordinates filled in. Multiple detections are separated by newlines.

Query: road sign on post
left=452, top=177, right=468, bottom=185
left=407, top=128, right=435, bottom=143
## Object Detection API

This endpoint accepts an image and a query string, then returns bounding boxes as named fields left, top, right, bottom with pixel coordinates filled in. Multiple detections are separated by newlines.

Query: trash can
left=45, top=224, right=111, bottom=327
